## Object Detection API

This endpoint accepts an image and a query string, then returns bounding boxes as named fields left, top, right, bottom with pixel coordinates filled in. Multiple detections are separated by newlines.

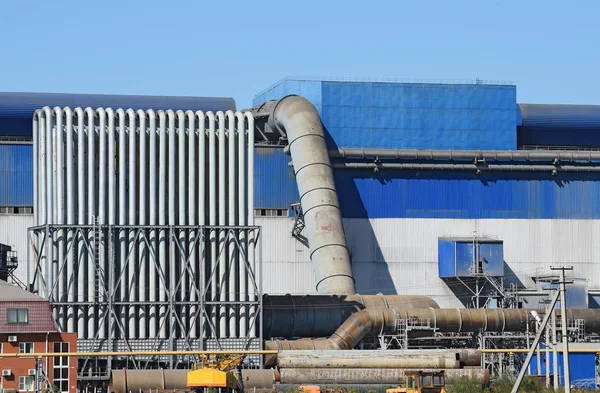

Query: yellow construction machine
left=187, top=354, right=245, bottom=393
left=386, top=370, right=446, bottom=393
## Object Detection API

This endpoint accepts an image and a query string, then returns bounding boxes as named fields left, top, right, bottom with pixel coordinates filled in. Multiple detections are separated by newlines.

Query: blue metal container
left=518, top=103, right=600, bottom=147
left=0, top=92, right=236, bottom=137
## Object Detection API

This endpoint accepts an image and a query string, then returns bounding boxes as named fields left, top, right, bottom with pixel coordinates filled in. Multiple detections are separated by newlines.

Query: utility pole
left=552, top=307, right=558, bottom=390
left=552, top=266, right=573, bottom=393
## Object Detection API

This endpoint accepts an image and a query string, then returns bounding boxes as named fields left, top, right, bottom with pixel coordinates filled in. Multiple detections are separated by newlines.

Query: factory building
left=2, top=78, right=600, bottom=386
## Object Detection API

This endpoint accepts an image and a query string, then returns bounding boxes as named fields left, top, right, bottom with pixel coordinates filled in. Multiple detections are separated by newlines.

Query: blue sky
left=1, top=0, right=598, bottom=109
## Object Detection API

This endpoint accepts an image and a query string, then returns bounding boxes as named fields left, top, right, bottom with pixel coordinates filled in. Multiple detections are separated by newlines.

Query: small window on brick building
left=19, top=376, right=35, bottom=391
left=19, top=342, right=34, bottom=354
left=7, top=308, right=28, bottom=324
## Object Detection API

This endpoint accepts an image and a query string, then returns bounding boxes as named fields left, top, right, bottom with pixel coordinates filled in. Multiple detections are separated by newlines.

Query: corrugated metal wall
left=334, top=171, right=600, bottom=219
left=257, top=217, right=599, bottom=308
left=253, top=78, right=517, bottom=150
left=0, top=214, right=34, bottom=284
left=518, top=103, right=600, bottom=147
left=0, top=144, right=32, bottom=206
left=255, top=147, right=299, bottom=208
left=0, top=92, right=236, bottom=137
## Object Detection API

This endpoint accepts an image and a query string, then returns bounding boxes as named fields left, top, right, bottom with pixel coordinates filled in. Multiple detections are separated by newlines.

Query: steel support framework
left=27, top=224, right=263, bottom=382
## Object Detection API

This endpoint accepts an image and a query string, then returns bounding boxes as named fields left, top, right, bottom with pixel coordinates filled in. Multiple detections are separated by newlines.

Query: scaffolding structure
left=28, top=223, right=263, bottom=383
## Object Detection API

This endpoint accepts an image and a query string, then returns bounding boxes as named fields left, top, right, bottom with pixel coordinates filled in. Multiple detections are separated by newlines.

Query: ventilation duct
left=251, top=96, right=355, bottom=295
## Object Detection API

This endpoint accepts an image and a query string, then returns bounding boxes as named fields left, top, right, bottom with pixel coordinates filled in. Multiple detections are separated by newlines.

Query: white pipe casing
left=187, top=110, right=198, bottom=339
left=85, top=107, right=96, bottom=337
left=64, top=107, right=75, bottom=333
left=236, top=112, right=247, bottom=337
left=43, top=106, right=53, bottom=301
left=53, top=107, right=65, bottom=329
left=158, top=110, right=167, bottom=339
left=167, top=109, right=176, bottom=337
left=217, top=111, right=227, bottom=338
left=245, top=111, right=256, bottom=337
left=198, top=110, right=206, bottom=339
left=127, top=108, right=137, bottom=339
left=104, top=107, right=116, bottom=341
left=74, top=107, right=86, bottom=338
left=148, top=109, right=158, bottom=338
left=116, top=108, right=128, bottom=338
left=177, top=110, right=187, bottom=336
left=137, top=109, right=147, bottom=339
left=226, top=110, right=237, bottom=338
left=207, top=111, right=217, bottom=337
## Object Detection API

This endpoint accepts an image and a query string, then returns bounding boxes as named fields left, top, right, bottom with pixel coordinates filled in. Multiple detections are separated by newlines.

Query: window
left=407, top=377, right=414, bottom=389
left=19, top=342, right=34, bottom=354
left=7, top=308, right=28, bottom=324
left=53, top=342, right=69, bottom=393
left=433, top=375, right=445, bottom=386
left=19, top=376, right=35, bottom=391
left=0, top=206, right=33, bottom=215
left=254, top=208, right=288, bottom=217
left=420, top=375, right=432, bottom=387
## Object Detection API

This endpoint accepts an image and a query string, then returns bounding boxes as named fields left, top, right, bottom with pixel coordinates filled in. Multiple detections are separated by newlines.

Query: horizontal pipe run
left=331, top=162, right=600, bottom=173
left=0, top=350, right=277, bottom=358
left=266, top=307, right=600, bottom=351
left=111, top=369, right=276, bottom=393
left=278, top=357, right=460, bottom=369
left=275, top=349, right=481, bottom=368
left=278, top=368, right=490, bottom=385
left=331, top=148, right=600, bottom=162
left=263, top=294, right=439, bottom=339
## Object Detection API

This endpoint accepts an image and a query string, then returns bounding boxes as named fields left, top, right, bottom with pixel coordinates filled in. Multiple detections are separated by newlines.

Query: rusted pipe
left=278, top=368, right=490, bottom=385
left=263, top=294, right=439, bottom=338
left=266, top=307, right=600, bottom=351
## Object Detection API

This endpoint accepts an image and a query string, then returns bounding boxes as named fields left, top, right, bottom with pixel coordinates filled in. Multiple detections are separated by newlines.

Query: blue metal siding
left=334, top=170, right=600, bottom=219
left=0, top=92, right=236, bottom=137
left=253, top=80, right=322, bottom=112
left=0, top=144, right=32, bottom=206
left=254, top=147, right=299, bottom=209
left=531, top=351, right=596, bottom=386
left=320, top=82, right=517, bottom=150
left=253, top=79, right=517, bottom=150
left=437, top=240, right=456, bottom=278
left=518, top=103, right=600, bottom=147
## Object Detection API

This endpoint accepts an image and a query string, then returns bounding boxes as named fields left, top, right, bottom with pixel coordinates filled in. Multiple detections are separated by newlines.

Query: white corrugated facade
left=0, top=214, right=34, bottom=284
left=257, top=216, right=598, bottom=307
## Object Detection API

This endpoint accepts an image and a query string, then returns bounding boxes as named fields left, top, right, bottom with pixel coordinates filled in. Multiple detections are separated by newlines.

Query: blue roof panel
left=0, top=92, right=236, bottom=137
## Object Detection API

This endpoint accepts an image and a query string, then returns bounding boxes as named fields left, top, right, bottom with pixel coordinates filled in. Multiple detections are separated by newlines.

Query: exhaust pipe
left=252, top=96, right=355, bottom=294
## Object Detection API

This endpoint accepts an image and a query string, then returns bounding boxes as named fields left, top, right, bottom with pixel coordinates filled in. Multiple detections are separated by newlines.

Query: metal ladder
left=92, top=216, right=102, bottom=303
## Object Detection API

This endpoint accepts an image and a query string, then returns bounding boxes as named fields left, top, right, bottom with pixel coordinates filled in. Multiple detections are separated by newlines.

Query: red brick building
left=0, top=281, right=77, bottom=393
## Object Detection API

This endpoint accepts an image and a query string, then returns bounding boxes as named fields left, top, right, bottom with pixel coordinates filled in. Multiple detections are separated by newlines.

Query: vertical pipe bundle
left=33, top=107, right=256, bottom=341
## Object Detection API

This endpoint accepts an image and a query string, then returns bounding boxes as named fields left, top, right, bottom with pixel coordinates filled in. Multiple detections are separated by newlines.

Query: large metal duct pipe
left=252, top=96, right=355, bottom=294
left=275, top=349, right=481, bottom=368
left=110, top=369, right=276, bottom=393
left=266, top=307, right=600, bottom=351
left=263, top=294, right=439, bottom=338
left=278, top=368, right=490, bottom=385
left=276, top=350, right=463, bottom=369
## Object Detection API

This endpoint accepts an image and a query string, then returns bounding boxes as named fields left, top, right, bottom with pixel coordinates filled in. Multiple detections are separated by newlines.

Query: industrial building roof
left=0, top=91, right=236, bottom=137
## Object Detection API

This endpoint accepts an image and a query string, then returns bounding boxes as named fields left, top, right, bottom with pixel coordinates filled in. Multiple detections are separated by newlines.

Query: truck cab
left=386, top=371, right=446, bottom=393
